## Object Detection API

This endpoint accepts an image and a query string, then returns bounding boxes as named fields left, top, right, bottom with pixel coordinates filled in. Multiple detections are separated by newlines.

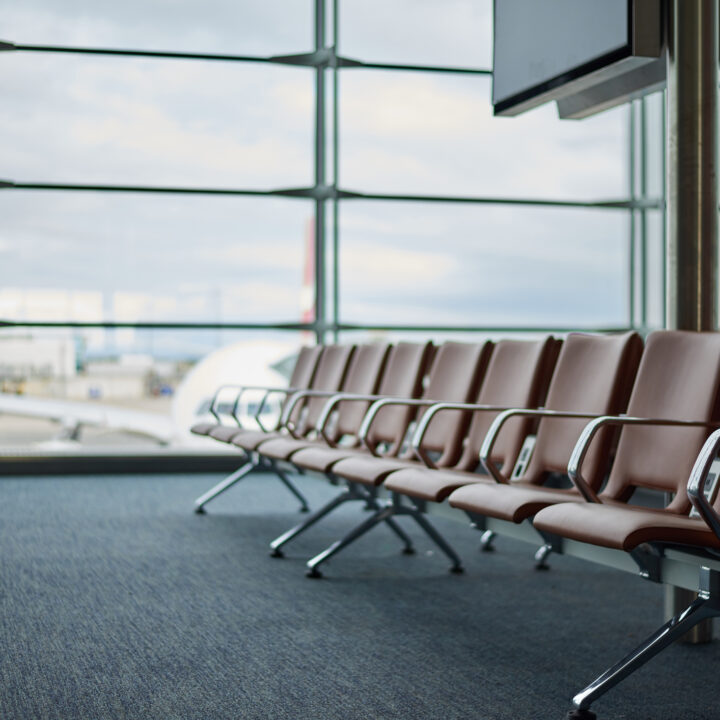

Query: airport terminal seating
left=383, top=330, right=641, bottom=568
left=190, top=344, right=323, bottom=440
left=293, top=336, right=560, bottom=576
left=190, top=331, right=720, bottom=719
left=268, top=340, right=495, bottom=570
left=192, top=344, right=354, bottom=513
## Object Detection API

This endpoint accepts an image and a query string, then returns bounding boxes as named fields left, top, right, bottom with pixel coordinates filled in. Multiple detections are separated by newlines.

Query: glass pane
left=4, top=0, right=313, bottom=57
left=339, top=201, right=629, bottom=328
left=0, top=327, right=309, bottom=448
left=339, top=0, right=492, bottom=69
left=644, top=91, right=665, bottom=202
left=1, top=54, right=313, bottom=187
left=0, top=192, right=314, bottom=324
left=644, top=209, right=665, bottom=329
left=339, top=73, right=628, bottom=200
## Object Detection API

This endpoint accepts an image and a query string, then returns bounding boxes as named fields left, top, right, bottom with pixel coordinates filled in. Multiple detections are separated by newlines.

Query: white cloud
left=341, top=243, right=456, bottom=291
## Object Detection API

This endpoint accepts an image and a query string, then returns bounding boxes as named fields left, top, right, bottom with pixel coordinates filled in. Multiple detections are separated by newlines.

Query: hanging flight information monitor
left=492, top=0, right=664, bottom=119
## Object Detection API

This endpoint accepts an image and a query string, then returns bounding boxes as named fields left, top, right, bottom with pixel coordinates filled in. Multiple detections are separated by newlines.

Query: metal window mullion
left=640, top=95, right=649, bottom=329
left=629, top=101, right=637, bottom=329
left=313, top=0, right=327, bottom=345
left=331, top=0, right=340, bottom=343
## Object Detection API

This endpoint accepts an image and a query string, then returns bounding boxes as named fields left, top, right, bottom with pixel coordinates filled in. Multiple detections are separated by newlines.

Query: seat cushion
left=257, top=437, right=318, bottom=461
left=231, top=429, right=281, bottom=451
left=384, top=468, right=490, bottom=503
left=208, top=425, right=246, bottom=443
left=331, top=455, right=418, bottom=487
left=533, top=501, right=720, bottom=552
left=190, top=421, right=219, bottom=436
left=291, top=445, right=366, bottom=473
left=448, top=482, right=583, bottom=523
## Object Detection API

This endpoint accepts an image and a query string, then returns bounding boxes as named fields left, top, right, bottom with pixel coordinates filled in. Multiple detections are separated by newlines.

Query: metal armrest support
left=209, top=383, right=295, bottom=426
left=480, top=408, right=603, bottom=485
left=279, top=389, right=351, bottom=438
left=314, top=393, right=385, bottom=448
left=208, top=383, right=247, bottom=424
left=254, top=387, right=294, bottom=432
left=358, top=398, right=435, bottom=458
left=568, top=415, right=719, bottom=504
left=687, top=429, right=720, bottom=542
left=411, top=402, right=514, bottom=470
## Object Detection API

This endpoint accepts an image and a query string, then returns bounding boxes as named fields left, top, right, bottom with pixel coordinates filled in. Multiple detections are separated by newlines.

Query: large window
left=0, top=1, right=663, bottom=453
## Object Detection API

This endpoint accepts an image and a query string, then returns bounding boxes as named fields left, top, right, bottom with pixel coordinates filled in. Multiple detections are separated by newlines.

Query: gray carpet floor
left=0, top=471, right=718, bottom=720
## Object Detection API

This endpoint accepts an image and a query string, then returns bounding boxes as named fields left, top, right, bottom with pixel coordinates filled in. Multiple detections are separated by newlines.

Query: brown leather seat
left=288, top=342, right=435, bottom=473
left=534, top=500, right=720, bottom=551
left=532, top=330, right=720, bottom=550
left=268, top=341, right=493, bottom=567
left=192, top=344, right=354, bottom=513
left=330, top=340, right=495, bottom=487
left=191, top=344, right=322, bottom=438
left=252, top=343, right=393, bottom=461
left=230, top=344, right=355, bottom=451
left=448, top=331, right=643, bottom=523
left=384, top=337, right=560, bottom=502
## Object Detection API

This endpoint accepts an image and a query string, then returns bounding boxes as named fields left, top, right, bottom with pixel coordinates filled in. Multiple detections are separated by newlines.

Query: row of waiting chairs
left=190, top=332, right=720, bottom=719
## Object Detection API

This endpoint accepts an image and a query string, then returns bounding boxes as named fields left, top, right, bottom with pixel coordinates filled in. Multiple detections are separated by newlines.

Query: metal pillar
left=665, top=0, right=719, bottom=643
left=665, top=0, right=718, bottom=331
left=314, top=0, right=327, bottom=344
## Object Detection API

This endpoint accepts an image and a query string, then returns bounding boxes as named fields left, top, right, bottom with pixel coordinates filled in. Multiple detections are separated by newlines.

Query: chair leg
left=480, top=529, right=496, bottom=552
left=269, top=489, right=357, bottom=557
left=403, top=502, right=463, bottom=573
left=193, top=461, right=255, bottom=513
left=272, top=465, right=310, bottom=513
left=305, top=505, right=395, bottom=578
left=534, top=543, right=553, bottom=570
left=571, top=573, right=720, bottom=714
left=381, top=515, right=415, bottom=554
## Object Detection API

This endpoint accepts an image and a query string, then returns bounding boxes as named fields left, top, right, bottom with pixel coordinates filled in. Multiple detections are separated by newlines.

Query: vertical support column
left=314, top=0, right=327, bottom=344
left=665, top=0, right=719, bottom=643
left=665, top=0, right=718, bottom=330
left=331, top=0, right=340, bottom=343
left=629, top=100, right=637, bottom=328
left=640, top=97, right=648, bottom=328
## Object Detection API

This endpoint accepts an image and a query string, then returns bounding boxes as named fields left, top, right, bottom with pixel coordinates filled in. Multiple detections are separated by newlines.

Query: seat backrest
left=602, top=331, right=720, bottom=512
left=289, top=345, right=323, bottom=389
left=366, top=341, right=435, bottom=455
left=413, top=341, right=494, bottom=467
left=332, top=343, right=392, bottom=439
left=521, top=331, right=644, bottom=487
left=455, top=336, right=560, bottom=475
left=297, top=345, right=355, bottom=436
left=284, top=345, right=324, bottom=425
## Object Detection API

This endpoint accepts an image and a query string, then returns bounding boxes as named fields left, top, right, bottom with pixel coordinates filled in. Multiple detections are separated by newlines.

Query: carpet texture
left=0, top=472, right=717, bottom=720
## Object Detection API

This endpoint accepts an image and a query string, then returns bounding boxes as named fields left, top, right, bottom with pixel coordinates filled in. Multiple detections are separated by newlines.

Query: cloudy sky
left=0, top=0, right=636, bottom=357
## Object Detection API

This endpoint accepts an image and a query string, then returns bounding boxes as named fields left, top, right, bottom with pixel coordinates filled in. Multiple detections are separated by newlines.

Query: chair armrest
left=208, top=383, right=295, bottom=424
left=568, top=415, right=719, bottom=503
left=480, top=408, right=603, bottom=484
left=314, top=393, right=386, bottom=448
left=279, top=389, right=359, bottom=438
left=686, top=429, right=720, bottom=542
left=254, top=387, right=292, bottom=432
left=410, top=402, right=515, bottom=470
left=358, top=398, right=435, bottom=457
left=208, top=384, right=247, bottom=424
left=235, top=385, right=297, bottom=432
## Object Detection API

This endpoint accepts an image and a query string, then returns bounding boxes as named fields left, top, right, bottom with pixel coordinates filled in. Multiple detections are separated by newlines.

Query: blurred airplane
left=0, top=339, right=297, bottom=449
left=0, top=218, right=315, bottom=450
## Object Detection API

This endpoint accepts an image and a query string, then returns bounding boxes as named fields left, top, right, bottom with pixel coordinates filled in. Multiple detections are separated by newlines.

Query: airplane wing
left=0, top=392, right=175, bottom=445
